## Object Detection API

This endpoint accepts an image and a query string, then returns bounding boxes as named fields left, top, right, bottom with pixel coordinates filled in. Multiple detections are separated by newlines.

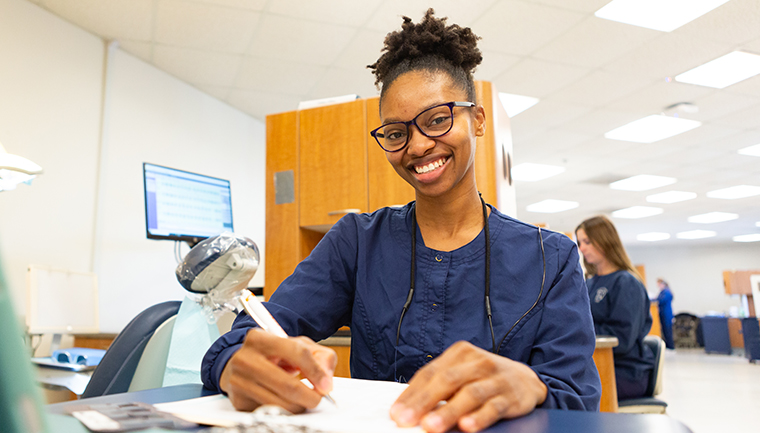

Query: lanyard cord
left=396, top=197, right=495, bottom=353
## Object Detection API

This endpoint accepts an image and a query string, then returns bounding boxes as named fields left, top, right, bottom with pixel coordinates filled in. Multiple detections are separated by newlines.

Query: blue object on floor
left=701, top=316, right=731, bottom=355
left=741, top=318, right=760, bottom=362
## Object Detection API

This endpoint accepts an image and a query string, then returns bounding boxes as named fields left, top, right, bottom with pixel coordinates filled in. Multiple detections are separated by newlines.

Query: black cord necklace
left=395, top=195, right=496, bottom=353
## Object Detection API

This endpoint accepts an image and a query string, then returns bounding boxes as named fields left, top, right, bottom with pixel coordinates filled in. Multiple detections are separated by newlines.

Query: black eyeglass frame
left=370, top=101, right=476, bottom=152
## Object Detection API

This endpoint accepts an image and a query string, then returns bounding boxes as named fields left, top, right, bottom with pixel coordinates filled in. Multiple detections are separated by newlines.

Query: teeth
left=415, top=158, right=446, bottom=174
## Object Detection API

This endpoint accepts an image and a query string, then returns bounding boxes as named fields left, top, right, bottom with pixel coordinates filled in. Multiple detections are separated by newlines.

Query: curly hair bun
left=368, top=8, right=482, bottom=97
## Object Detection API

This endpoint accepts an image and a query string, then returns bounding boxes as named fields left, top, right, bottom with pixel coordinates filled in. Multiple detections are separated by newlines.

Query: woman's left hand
left=389, top=341, right=548, bottom=433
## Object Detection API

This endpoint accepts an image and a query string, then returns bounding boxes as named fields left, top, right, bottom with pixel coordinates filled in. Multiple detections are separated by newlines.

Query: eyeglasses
left=370, top=101, right=476, bottom=152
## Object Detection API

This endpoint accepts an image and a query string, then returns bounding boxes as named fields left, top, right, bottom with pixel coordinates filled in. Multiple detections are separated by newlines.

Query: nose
left=405, top=124, right=435, bottom=156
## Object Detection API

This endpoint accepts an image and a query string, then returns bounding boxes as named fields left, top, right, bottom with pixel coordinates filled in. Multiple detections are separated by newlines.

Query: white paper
left=155, top=377, right=423, bottom=433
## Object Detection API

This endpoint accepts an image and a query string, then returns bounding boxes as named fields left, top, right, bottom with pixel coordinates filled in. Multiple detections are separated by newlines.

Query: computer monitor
left=143, top=163, right=233, bottom=245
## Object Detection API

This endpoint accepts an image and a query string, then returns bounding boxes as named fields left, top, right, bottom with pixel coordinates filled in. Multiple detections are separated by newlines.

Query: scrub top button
left=435, top=254, right=443, bottom=262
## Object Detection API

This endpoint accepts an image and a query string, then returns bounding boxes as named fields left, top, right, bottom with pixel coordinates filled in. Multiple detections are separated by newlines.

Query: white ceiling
left=26, top=0, right=760, bottom=246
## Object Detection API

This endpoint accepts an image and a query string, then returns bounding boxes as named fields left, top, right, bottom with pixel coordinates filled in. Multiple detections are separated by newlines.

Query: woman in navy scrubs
left=203, top=10, right=601, bottom=432
left=576, top=215, right=655, bottom=399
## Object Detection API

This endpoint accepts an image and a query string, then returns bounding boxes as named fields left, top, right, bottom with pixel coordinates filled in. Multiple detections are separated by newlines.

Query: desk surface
left=48, top=384, right=692, bottom=433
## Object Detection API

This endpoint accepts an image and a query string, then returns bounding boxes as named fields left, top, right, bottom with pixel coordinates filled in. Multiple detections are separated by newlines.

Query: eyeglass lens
left=375, top=104, right=454, bottom=151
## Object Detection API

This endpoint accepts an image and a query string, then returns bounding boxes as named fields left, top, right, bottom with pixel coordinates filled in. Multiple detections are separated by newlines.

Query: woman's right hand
left=220, top=328, right=337, bottom=413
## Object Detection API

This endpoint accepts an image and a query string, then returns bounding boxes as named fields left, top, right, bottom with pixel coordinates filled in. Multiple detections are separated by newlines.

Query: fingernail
left=460, top=416, right=477, bottom=432
left=422, top=414, right=443, bottom=431
left=319, top=376, right=332, bottom=392
left=397, top=408, right=416, bottom=426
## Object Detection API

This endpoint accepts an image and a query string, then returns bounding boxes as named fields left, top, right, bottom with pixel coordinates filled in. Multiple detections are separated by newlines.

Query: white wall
left=0, top=0, right=266, bottom=333
left=0, top=0, right=103, bottom=312
left=628, top=242, right=760, bottom=317
left=95, top=48, right=265, bottom=332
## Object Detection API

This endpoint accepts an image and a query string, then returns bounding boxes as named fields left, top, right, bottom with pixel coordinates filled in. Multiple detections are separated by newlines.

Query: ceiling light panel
left=738, top=143, right=760, bottom=157
left=706, top=185, right=760, bottom=199
left=646, top=190, right=697, bottom=204
left=511, top=163, right=565, bottom=182
left=675, top=51, right=760, bottom=89
left=637, top=232, right=671, bottom=242
left=677, top=230, right=717, bottom=239
left=610, top=174, right=677, bottom=191
left=498, top=92, right=540, bottom=118
left=525, top=199, right=579, bottom=213
left=733, top=234, right=760, bottom=243
left=604, top=115, right=701, bottom=143
left=611, top=206, right=664, bottom=219
left=687, top=212, right=739, bottom=223
left=594, top=0, right=730, bottom=32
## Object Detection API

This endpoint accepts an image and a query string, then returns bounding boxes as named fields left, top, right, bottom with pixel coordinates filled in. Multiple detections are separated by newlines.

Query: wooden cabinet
left=299, top=100, right=369, bottom=230
left=265, top=81, right=515, bottom=302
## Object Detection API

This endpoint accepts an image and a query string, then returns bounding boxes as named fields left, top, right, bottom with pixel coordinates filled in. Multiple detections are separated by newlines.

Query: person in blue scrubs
left=657, top=278, right=675, bottom=349
left=202, top=9, right=601, bottom=432
left=575, top=216, right=655, bottom=400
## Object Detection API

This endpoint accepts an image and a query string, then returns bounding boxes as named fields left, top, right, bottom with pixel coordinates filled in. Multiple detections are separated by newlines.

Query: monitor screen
left=143, top=163, right=233, bottom=243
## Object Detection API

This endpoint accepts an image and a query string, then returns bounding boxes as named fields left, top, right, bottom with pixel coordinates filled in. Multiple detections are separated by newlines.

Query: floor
left=659, top=348, right=760, bottom=433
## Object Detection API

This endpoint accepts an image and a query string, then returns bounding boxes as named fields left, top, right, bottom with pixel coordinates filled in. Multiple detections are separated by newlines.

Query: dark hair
left=368, top=8, right=482, bottom=104
left=575, top=215, right=643, bottom=282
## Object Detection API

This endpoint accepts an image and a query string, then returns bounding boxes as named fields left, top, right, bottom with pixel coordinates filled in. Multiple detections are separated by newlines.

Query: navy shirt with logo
left=587, top=270, right=654, bottom=383
left=203, top=203, right=601, bottom=411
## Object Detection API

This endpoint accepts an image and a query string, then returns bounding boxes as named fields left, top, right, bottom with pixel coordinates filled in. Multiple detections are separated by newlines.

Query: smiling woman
left=203, top=9, right=601, bottom=433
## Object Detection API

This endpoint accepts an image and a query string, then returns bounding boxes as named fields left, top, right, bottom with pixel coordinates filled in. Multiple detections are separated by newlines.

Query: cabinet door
left=366, top=97, right=415, bottom=211
left=299, top=99, right=368, bottom=230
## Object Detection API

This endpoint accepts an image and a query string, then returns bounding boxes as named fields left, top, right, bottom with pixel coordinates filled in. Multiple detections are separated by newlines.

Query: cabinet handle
left=327, top=209, right=361, bottom=216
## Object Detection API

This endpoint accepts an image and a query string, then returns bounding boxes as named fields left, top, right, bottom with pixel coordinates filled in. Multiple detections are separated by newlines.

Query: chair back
left=81, top=301, right=181, bottom=398
left=643, top=335, right=665, bottom=396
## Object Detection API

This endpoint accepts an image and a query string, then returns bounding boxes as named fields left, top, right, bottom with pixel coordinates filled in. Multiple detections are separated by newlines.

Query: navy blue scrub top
left=202, top=203, right=601, bottom=411
left=587, top=270, right=654, bottom=383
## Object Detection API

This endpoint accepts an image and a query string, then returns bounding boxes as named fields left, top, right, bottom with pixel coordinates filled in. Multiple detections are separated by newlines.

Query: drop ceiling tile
left=153, top=45, right=242, bottom=86
left=470, top=1, right=585, bottom=56
left=724, top=74, right=760, bottom=98
left=711, top=102, right=760, bottom=129
left=524, top=0, right=610, bottom=13
left=547, top=70, right=654, bottom=107
left=267, top=0, right=382, bottom=26
left=234, top=57, right=327, bottom=95
left=155, top=0, right=260, bottom=53
left=332, top=29, right=387, bottom=70
left=533, top=16, right=659, bottom=69
left=247, top=14, right=356, bottom=66
left=117, top=40, right=152, bottom=63
left=474, top=51, right=522, bottom=82
left=602, top=33, right=733, bottom=80
left=40, top=0, right=153, bottom=40
left=510, top=101, right=593, bottom=136
left=607, top=81, right=714, bottom=114
left=365, top=0, right=499, bottom=32
left=689, top=91, right=760, bottom=122
left=194, top=84, right=232, bottom=101
left=517, top=129, right=594, bottom=155
left=306, top=67, right=379, bottom=100
left=194, top=0, right=266, bottom=10
left=655, top=123, right=741, bottom=148
left=673, top=0, right=760, bottom=46
left=557, top=109, right=641, bottom=137
left=492, top=58, right=590, bottom=98
left=226, top=89, right=302, bottom=120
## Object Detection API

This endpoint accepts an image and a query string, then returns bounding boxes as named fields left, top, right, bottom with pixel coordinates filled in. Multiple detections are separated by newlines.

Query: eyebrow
left=381, top=101, right=448, bottom=124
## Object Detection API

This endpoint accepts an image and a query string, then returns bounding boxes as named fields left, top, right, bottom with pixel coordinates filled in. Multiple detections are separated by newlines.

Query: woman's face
left=576, top=228, right=606, bottom=266
left=378, top=71, right=486, bottom=199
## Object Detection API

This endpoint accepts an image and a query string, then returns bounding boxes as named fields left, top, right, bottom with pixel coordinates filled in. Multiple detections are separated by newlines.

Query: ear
left=474, top=105, right=486, bottom=137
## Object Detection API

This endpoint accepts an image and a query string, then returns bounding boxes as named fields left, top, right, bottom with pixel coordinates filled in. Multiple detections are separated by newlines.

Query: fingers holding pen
left=222, top=329, right=336, bottom=413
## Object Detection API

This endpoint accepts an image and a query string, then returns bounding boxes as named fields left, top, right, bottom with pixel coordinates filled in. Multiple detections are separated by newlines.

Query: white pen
left=239, top=289, right=337, bottom=406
